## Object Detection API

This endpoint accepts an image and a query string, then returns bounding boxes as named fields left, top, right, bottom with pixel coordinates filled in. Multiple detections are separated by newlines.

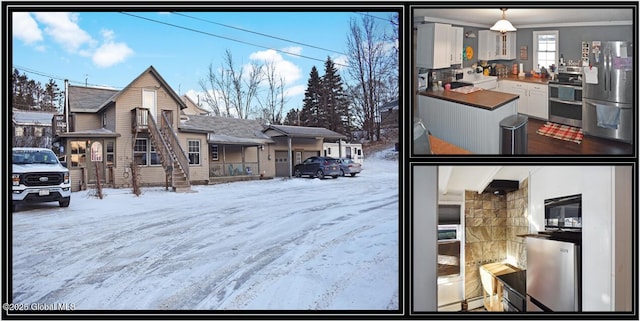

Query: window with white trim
left=70, top=140, right=86, bottom=168
left=533, top=30, right=559, bottom=70
left=210, top=144, right=219, bottom=161
left=134, top=138, right=148, bottom=166
left=188, top=139, right=200, bottom=165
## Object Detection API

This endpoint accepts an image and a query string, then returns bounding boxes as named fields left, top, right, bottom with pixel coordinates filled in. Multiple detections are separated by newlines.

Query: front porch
left=207, top=143, right=271, bottom=184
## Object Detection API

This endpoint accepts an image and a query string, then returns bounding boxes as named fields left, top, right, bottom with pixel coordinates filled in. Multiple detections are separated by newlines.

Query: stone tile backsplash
left=463, top=178, right=529, bottom=299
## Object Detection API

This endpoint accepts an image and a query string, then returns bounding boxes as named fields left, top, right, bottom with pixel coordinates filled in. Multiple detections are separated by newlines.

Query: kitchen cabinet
left=478, top=30, right=516, bottom=61
left=527, top=84, right=548, bottom=120
left=418, top=94, right=518, bottom=154
left=416, top=23, right=451, bottom=69
left=498, top=80, right=548, bottom=120
left=450, top=26, right=463, bottom=65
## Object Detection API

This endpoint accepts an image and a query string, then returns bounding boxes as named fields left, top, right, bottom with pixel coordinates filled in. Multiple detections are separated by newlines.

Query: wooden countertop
left=429, top=135, right=472, bottom=154
left=418, top=89, right=519, bottom=111
left=498, top=74, right=551, bottom=85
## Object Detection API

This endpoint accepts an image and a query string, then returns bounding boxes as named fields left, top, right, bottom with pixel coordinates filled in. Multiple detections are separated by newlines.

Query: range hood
left=482, top=179, right=519, bottom=195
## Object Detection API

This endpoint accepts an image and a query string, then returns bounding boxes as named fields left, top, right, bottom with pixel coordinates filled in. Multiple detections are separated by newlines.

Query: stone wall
left=463, top=191, right=507, bottom=299
left=506, top=178, right=529, bottom=269
left=463, top=179, right=528, bottom=300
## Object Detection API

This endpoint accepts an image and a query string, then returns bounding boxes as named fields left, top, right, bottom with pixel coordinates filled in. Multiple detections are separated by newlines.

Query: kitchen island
left=417, top=89, right=519, bottom=154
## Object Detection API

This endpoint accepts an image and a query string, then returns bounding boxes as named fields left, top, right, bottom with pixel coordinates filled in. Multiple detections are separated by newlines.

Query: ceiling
left=413, top=8, right=633, bottom=28
left=438, top=166, right=535, bottom=195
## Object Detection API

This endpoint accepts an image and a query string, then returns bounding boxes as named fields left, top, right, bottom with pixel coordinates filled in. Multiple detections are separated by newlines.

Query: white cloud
left=249, top=49, right=302, bottom=86
left=332, top=54, right=349, bottom=71
left=91, top=28, right=131, bottom=67
left=91, top=28, right=133, bottom=68
left=33, top=12, right=94, bottom=53
left=12, top=12, right=43, bottom=44
left=284, top=84, right=306, bottom=99
left=92, top=41, right=134, bottom=68
left=282, top=46, right=302, bottom=57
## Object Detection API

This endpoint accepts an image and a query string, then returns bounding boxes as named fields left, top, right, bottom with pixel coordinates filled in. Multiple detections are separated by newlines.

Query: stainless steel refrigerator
left=582, top=41, right=633, bottom=143
left=526, top=237, right=581, bottom=311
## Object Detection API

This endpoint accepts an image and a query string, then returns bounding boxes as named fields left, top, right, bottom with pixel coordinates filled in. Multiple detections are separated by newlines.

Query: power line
left=12, top=65, right=111, bottom=88
left=354, top=12, right=398, bottom=25
left=170, top=12, right=347, bottom=56
left=119, top=12, right=350, bottom=68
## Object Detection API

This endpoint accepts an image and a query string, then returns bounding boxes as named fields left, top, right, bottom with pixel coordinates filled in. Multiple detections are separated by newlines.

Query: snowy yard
left=11, top=148, right=399, bottom=312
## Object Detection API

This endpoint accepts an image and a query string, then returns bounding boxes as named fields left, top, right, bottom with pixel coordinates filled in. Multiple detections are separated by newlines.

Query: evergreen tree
left=300, top=66, right=322, bottom=127
left=321, top=57, right=349, bottom=136
left=12, top=68, right=61, bottom=112
left=283, top=108, right=301, bottom=126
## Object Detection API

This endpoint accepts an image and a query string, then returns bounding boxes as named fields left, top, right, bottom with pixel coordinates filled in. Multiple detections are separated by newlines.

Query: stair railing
left=159, top=112, right=190, bottom=182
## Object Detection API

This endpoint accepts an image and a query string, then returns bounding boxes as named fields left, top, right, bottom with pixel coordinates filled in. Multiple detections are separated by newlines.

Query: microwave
left=544, top=194, right=582, bottom=230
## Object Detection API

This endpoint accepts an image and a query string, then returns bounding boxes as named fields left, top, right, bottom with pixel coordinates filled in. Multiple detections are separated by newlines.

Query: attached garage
left=263, top=125, right=346, bottom=178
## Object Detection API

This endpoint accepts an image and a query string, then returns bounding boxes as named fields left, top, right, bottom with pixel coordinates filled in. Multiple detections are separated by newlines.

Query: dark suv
left=293, top=156, right=341, bottom=179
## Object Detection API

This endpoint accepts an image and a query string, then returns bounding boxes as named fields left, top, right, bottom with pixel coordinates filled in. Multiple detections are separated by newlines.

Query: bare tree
left=256, top=59, right=287, bottom=124
left=199, top=49, right=263, bottom=118
left=346, top=15, right=398, bottom=141
left=198, top=62, right=228, bottom=116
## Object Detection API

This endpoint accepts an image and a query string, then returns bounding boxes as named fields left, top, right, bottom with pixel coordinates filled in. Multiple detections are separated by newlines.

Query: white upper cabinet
left=450, top=27, right=464, bottom=65
left=416, top=23, right=452, bottom=69
left=478, top=30, right=516, bottom=61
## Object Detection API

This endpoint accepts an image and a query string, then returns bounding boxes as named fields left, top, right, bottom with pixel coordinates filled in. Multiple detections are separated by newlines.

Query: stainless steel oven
left=548, top=66, right=583, bottom=128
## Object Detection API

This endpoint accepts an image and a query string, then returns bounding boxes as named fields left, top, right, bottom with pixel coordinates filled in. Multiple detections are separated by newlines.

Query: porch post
left=256, top=145, right=260, bottom=175
left=338, top=139, right=343, bottom=158
left=288, top=137, right=292, bottom=178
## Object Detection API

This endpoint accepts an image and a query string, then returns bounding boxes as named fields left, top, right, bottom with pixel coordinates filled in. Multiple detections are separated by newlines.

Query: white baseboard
left=438, top=301, right=462, bottom=312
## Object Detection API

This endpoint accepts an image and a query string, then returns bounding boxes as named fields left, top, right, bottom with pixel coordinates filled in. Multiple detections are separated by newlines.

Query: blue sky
left=11, top=8, right=399, bottom=116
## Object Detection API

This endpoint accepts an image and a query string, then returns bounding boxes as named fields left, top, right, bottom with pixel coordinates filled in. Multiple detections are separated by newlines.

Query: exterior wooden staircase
left=147, top=111, right=192, bottom=193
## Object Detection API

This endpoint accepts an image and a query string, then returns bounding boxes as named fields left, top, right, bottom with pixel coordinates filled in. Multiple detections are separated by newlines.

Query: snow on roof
left=264, top=124, right=346, bottom=140
left=180, top=114, right=274, bottom=145
left=12, top=110, right=56, bottom=126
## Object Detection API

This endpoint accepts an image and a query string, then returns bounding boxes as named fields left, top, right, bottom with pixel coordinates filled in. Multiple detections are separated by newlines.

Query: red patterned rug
left=536, top=122, right=584, bottom=144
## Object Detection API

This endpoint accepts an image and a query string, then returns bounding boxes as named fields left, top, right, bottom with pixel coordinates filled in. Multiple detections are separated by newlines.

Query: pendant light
left=490, top=8, right=517, bottom=33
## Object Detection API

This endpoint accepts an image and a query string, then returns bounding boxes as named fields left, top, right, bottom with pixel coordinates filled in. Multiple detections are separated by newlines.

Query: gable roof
left=181, top=95, right=210, bottom=115
left=68, top=85, right=119, bottom=113
left=179, top=114, right=274, bottom=145
left=263, top=124, right=346, bottom=141
left=12, top=109, right=56, bottom=126
left=68, top=66, right=186, bottom=113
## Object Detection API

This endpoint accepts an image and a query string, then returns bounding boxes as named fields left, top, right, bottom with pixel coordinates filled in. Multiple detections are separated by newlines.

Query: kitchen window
left=533, top=30, right=559, bottom=70
left=438, top=204, right=462, bottom=277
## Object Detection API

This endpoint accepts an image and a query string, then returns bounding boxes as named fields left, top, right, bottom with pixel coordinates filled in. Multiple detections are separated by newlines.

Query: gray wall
left=516, top=25, right=633, bottom=71
left=458, top=24, right=632, bottom=70
left=412, top=165, right=438, bottom=312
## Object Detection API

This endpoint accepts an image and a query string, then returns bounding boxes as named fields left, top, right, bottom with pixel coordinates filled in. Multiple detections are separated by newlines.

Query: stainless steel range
left=548, top=66, right=583, bottom=128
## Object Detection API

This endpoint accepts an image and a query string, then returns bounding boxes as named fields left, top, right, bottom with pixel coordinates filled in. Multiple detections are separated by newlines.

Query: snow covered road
left=11, top=149, right=399, bottom=311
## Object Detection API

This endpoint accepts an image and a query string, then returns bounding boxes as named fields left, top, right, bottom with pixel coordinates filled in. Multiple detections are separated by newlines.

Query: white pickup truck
left=12, top=147, right=71, bottom=211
